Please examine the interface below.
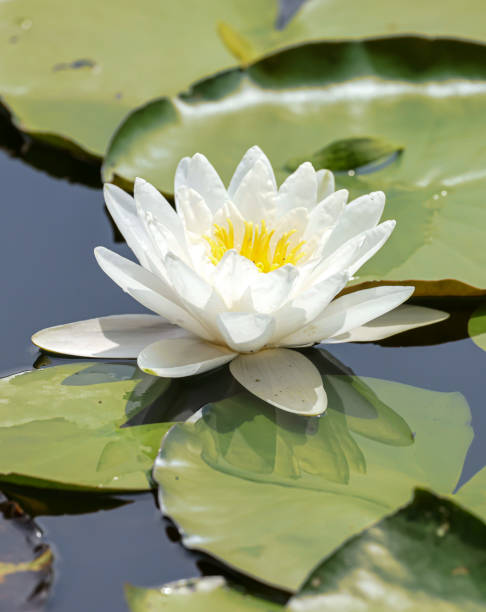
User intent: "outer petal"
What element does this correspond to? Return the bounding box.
[32,314,184,358]
[138,336,236,377]
[230,349,327,415]
[320,191,386,259]
[281,286,415,346]
[278,162,317,212]
[103,184,152,270]
[174,153,227,214]
[228,145,276,197]
[324,304,449,343]
[134,178,183,240]
[217,312,275,352]
[95,247,212,340]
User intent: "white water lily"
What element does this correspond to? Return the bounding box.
[32,147,448,415]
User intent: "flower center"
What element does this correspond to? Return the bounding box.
[204,219,306,273]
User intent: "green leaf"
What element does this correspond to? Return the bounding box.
[467,301,486,352]
[0,493,54,610]
[154,374,472,591]
[240,0,486,51]
[455,466,486,522]
[284,137,403,173]
[0,364,174,491]
[125,490,486,611]
[103,38,486,295]
[0,0,282,157]
[125,577,282,612]
[290,489,486,611]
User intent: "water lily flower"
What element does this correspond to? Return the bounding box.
[32,147,447,416]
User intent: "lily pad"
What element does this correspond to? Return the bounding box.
[103,38,486,295]
[125,491,486,611]
[154,373,473,590]
[292,488,486,611]
[467,301,486,352]
[238,0,486,50]
[0,0,282,157]
[0,493,53,610]
[0,363,174,491]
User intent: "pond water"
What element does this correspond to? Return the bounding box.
[0,123,485,610]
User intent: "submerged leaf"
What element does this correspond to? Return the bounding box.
[0,493,53,610]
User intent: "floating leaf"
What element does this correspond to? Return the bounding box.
[103,38,486,295]
[0,493,53,610]
[284,137,403,173]
[0,0,282,157]
[125,577,282,612]
[0,364,174,491]
[467,301,486,353]
[291,489,486,611]
[125,491,486,611]
[455,466,486,521]
[239,0,486,51]
[155,374,472,590]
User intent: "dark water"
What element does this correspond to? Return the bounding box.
[0,127,485,610]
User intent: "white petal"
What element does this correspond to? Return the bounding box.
[103,184,153,270]
[175,186,213,236]
[303,189,348,241]
[272,270,350,340]
[228,146,276,197]
[281,285,415,346]
[138,336,236,377]
[320,191,386,258]
[174,153,227,214]
[32,314,184,358]
[250,265,298,313]
[316,169,335,201]
[346,220,396,276]
[325,304,449,343]
[213,250,260,308]
[134,178,183,239]
[230,349,327,415]
[232,158,277,222]
[95,247,212,340]
[217,312,275,352]
[278,162,317,212]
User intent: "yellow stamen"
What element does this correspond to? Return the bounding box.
[204,218,306,273]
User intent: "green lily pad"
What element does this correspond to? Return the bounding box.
[467,302,486,352]
[0,493,53,610]
[0,0,284,157]
[292,488,486,611]
[125,491,486,612]
[154,374,473,591]
[103,38,486,295]
[0,363,174,491]
[238,0,486,50]
[125,577,282,612]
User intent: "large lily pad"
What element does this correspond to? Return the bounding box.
[104,38,486,295]
[0,493,53,610]
[238,0,486,50]
[125,491,486,611]
[155,372,473,591]
[0,363,174,491]
[468,301,486,353]
[0,0,284,157]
